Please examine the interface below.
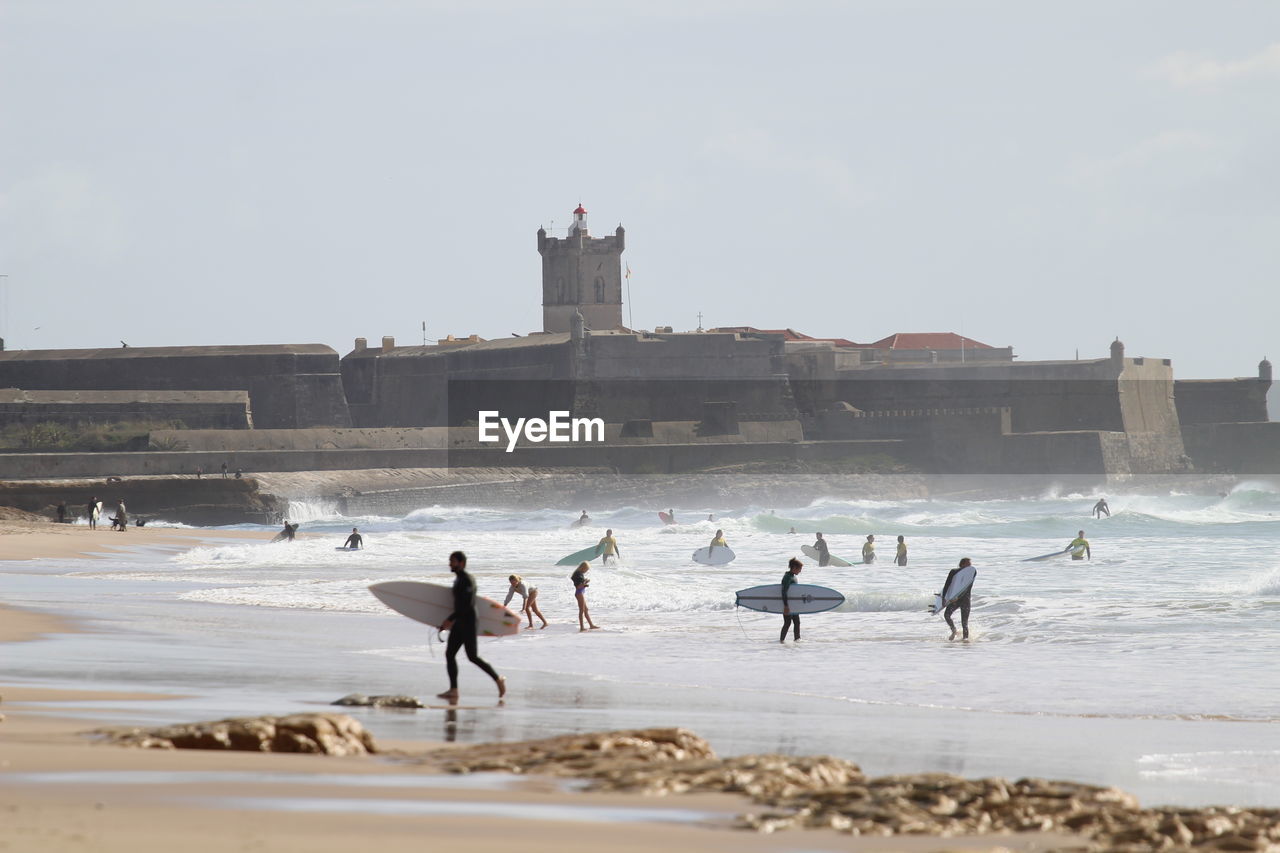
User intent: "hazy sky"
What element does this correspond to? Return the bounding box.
[2,1,1276,378]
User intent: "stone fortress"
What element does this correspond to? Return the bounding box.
[0,203,1276,485]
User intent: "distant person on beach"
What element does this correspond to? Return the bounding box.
[862,534,876,564]
[113,499,128,532]
[571,561,599,631]
[438,550,506,704]
[195,467,203,479]
[780,557,803,643]
[709,529,729,557]
[941,558,975,642]
[505,574,547,629]
[87,497,100,529]
[56,501,66,524]
[235,468,242,479]
[221,462,228,479]
[343,528,363,549]
[597,529,620,565]
[1093,498,1110,519]
[1069,531,1091,561]
[895,535,908,566]
[812,532,831,567]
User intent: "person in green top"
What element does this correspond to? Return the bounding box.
[862,534,876,564]
[1068,530,1091,561]
[780,557,803,643]
[597,529,620,565]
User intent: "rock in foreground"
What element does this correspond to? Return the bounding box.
[332,693,426,709]
[97,713,377,755]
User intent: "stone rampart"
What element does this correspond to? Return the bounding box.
[0,389,251,430]
[1175,378,1270,425]
[1182,422,1280,474]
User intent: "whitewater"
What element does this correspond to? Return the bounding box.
[7,484,1280,806]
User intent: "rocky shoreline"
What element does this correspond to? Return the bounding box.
[93,717,1279,851]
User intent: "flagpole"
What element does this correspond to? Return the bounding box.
[625,264,634,330]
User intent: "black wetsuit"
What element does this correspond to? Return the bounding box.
[813,538,830,567]
[445,568,501,690]
[343,533,363,549]
[780,571,800,642]
[941,567,975,638]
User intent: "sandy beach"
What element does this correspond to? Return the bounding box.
[0,527,1082,852]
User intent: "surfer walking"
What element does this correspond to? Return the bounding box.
[1069,530,1091,560]
[709,529,729,557]
[438,551,506,704]
[812,533,831,567]
[941,558,975,642]
[343,528,363,549]
[571,561,600,631]
[86,497,100,529]
[862,534,876,564]
[1092,498,1110,519]
[895,535,908,566]
[597,529,620,565]
[780,557,803,643]
[506,574,547,629]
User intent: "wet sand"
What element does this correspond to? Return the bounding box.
[0,522,309,561]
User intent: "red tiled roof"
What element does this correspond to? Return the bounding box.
[867,332,994,350]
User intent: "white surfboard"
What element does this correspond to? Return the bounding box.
[735,583,845,614]
[800,544,852,567]
[1022,547,1071,563]
[930,565,976,615]
[693,545,736,565]
[369,581,521,637]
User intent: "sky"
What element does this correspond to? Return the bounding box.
[1,0,1276,379]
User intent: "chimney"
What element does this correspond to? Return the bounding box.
[353,337,367,352]
[382,336,395,351]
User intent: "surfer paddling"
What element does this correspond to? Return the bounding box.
[597,529,621,565]
[1069,530,1092,561]
[780,557,803,643]
[571,561,600,631]
[941,558,976,642]
[438,551,506,704]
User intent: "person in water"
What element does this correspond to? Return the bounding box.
[780,557,803,643]
[597,528,620,565]
[1069,530,1091,560]
[941,557,976,641]
[709,529,729,556]
[1092,498,1110,519]
[438,551,506,704]
[571,561,600,631]
[788,526,797,535]
[895,535,908,566]
[666,508,676,524]
[862,534,876,564]
[812,532,831,567]
[343,527,363,549]
[505,574,547,629]
[574,510,590,527]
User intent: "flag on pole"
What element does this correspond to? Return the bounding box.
[625,263,632,279]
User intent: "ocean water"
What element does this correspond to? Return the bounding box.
[6,484,1280,806]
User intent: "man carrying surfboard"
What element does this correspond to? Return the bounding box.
[941,557,976,641]
[597,529,620,565]
[780,557,803,643]
[1069,530,1091,561]
[438,550,506,704]
[811,533,831,567]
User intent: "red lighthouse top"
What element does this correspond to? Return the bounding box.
[573,204,587,215]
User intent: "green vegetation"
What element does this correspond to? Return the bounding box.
[0,420,188,452]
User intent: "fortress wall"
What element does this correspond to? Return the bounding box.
[1000,431,1115,476]
[149,427,451,451]
[0,390,251,430]
[1175,378,1270,425]
[0,346,350,429]
[1182,422,1280,474]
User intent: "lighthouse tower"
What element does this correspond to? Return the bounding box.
[538,204,626,333]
